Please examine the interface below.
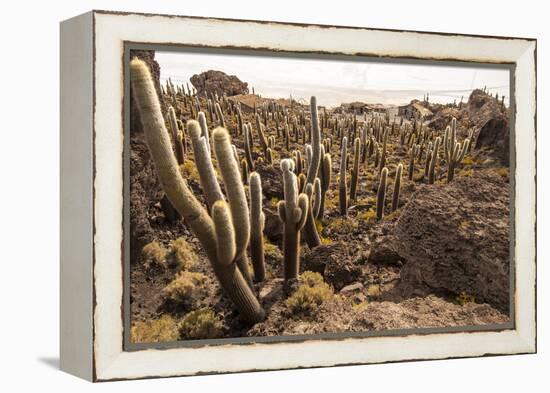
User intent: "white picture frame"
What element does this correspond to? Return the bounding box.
[60,10,536,382]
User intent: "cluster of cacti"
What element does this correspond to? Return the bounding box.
[131,58,264,323]
[134,56,485,332]
[443,117,470,182]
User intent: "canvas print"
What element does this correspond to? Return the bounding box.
[127,48,512,345]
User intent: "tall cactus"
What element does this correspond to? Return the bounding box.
[243,123,255,171]
[302,182,322,248]
[318,148,332,219]
[392,163,403,212]
[379,127,388,173]
[197,111,211,154]
[408,144,420,180]
[168,106,185,164]
[278,159,308,280]
[350,137,361,201]
[306,96,322,185]
[339,136,348,216]
[443,118,471,182]
[428,137,441,184]
[130,58,264,323]
[249,172,266,282]
[377,167,388,220]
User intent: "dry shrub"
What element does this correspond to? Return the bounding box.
[142,241,167,269]
[179,308,223,340]
[163,271,207,304]
[171,237,198,270]
[286,271,333,315]
[131,315,179,343]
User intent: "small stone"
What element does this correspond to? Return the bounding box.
[340,282,364,294]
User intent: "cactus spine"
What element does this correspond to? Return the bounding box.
[130,58,264,323]
[339,136,348,216]
[392,163,403,212]
[278,159,308,280]
[249,172,266,282]
[377,167,388,220]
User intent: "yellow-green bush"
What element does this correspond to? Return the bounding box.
[142,241,167,269]
[179,308,223,339]
[163,271,207,304]
[131,315,179,343]
[286,271,333,315]
[171,237,198,270]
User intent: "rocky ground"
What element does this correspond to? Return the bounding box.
[129,52,511,344]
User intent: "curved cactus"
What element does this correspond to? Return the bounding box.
[278,159,309,280]
[392,163,403,212]
[306,96,322,185]
[249,172,266,282]
[339,137,348,216]
[377,167,388,220]
[130,58,264,324]
[302,182,322,248]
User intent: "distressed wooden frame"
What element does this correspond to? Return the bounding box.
[60,10,537,382]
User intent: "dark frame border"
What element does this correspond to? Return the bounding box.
[122,41,517,352]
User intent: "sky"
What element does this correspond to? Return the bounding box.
[156,50,510,108]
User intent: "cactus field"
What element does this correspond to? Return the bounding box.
[128,52,512,344]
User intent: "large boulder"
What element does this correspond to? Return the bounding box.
[474,115,510,165]
[369,172,511,313]
[190,70,249,97]
[303,242,362,290]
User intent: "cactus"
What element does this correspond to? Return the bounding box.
[241,159,249,184]
[278,159,309,280]
[443,118,470,182]
[187,120,225,211]
[312,177,322,219]
[428,137,441,184]
[130,58,264,323]
[350,137,361,201]
[379,127,388,173]
[215,102,225,128]
[376,167,388,220]
[302,182,322,248]
[317,149,332,219]
[339,136,348,216]
[408,144,420,180]
[306,96,322,185]
[243,124,255,171]
[249,172,266,282]
[197,111,210,154]
[392,163,403,212]
[168,106,185,164]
